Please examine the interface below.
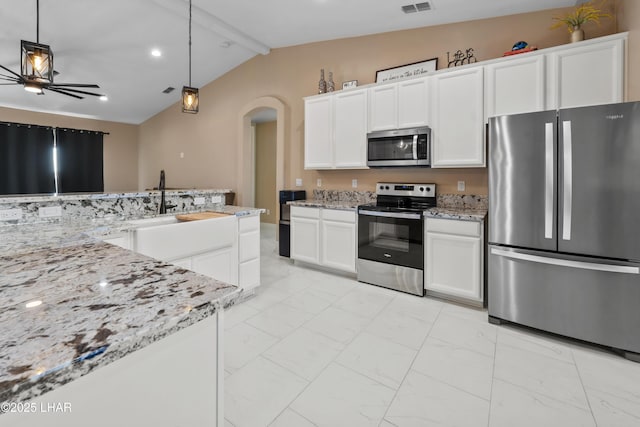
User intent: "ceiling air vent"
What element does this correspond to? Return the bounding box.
[402,1,432,14]
[162,87,175,94]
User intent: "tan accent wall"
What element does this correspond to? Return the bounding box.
[138,7,616,200]
[255,121,277,224]
[0,106,138,192]
[619,0,640,100]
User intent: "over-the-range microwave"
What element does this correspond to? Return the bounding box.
[366,126,430,167]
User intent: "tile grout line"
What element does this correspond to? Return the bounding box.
[570,345,600,426]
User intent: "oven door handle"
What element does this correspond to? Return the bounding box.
[358,210,422,220]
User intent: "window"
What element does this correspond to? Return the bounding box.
[0,122,104,195]
[0,124,55,195]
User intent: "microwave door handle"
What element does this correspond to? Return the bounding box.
[412,135,418,160]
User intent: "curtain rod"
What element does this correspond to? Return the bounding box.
[0,121,110,135]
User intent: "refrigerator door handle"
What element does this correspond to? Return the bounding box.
[545,122,554,239]
[491,248,640,274]
[562,120,573,241]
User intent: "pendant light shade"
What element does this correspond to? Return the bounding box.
[21,40,53,86]
[182,0,199,114]
[182,86,199,113]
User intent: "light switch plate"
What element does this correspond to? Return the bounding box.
[211,195,222,204]
[38,206,62,218]
[194,197,205,205]
[295,178,303,187]
[457,181,466,191]
[0,208,23,221]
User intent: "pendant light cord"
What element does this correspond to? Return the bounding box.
[36,0,40,43]
[188,0,192,87]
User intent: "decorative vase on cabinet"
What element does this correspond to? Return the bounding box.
[571,26,585,43]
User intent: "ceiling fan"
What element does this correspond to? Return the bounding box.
[0,0,105,100]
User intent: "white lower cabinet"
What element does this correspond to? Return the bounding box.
[291,207,321,264]
[291,206,356,273]
[425,217,484,306]
[238,215,261,290]
[192,247,236,285]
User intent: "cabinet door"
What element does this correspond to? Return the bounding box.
[549,37,624,109]
[192,247,237,285]
[239,258,260,290]
[304,96,333,169]
[398,77,429,128]
[291,216,320,264]
[431,66,485,167]
[486,54,545,120]
[369,84,398,131]
[171,256,192,270]
[425,232,482,303]
[334,89,368,168]
[321,220,356,273]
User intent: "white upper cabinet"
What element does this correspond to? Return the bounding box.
[485,54,546,120]
[369,77,429,131]
[334,89,368,168]
[304,96,333,169]
[548,35,625,109]
[431,66,485,168]
[304,88,368,169]
[369,84,398,131]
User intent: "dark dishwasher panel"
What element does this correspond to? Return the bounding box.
[279,190,306,257]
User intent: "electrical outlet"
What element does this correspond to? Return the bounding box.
[180,152,185,159]
[352,179,358,188]
[295,178,303,187]
[38,206,62,218]
[194,197,205,205]
[457,181,466,192]
[211,195,222,204]
[317,178,322,187]
[266,209,270,215]
[0,208,23,221]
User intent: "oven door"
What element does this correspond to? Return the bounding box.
[357,210,423,269]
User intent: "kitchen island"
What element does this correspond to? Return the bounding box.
[0,192,259,426]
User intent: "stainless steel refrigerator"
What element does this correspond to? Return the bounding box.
[488,101,640,361]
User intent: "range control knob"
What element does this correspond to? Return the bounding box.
[419,187,425,192]
[385,185,390,190]
[425,187,431,192]
[379,185,384,190]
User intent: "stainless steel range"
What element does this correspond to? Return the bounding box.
[357,183,436,296]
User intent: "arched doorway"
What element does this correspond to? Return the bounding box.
[237,96,286,229]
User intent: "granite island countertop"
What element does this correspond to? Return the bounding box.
[0,210,248,404]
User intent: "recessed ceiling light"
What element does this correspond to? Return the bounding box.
[151,49,162,57]
[99,95,108,101]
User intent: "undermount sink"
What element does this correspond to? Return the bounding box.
[127,216,180,227]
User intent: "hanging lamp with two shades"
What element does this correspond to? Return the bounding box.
[182,0,199,113]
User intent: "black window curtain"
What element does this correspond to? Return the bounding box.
[0,124,55,195]
[55,129,104,193]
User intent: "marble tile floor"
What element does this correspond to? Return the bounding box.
[223,223,640,427]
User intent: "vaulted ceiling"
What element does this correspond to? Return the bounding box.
[0,0,576,124]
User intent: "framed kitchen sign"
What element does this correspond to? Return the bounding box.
[375,57,438,83]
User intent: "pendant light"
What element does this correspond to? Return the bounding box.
[182,0,199,113]
[21,0,53,93]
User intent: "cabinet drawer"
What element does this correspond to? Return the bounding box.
[322,208,355,223]
[426,218,481,237]
[291,206,320,219]
[239,215,260,232]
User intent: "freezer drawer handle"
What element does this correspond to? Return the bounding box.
[544,122,554,239]
[491,248,640,274]
[562,120,573,241]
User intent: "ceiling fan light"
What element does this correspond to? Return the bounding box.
[182,86,199,113]
[24,81,44,94]
[21,40,53,84]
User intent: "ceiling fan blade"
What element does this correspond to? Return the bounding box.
[0,64,22,79]
[48,86,104,97]
[50,83,100,88]
[0,76,21,83]
[46,87,84,99]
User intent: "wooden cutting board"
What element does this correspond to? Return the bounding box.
[175,211,230,221]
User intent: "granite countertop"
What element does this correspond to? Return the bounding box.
[425,207,487,222]
[0,210,246,404]
[287,199,486,221]
[287,200,360,211]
